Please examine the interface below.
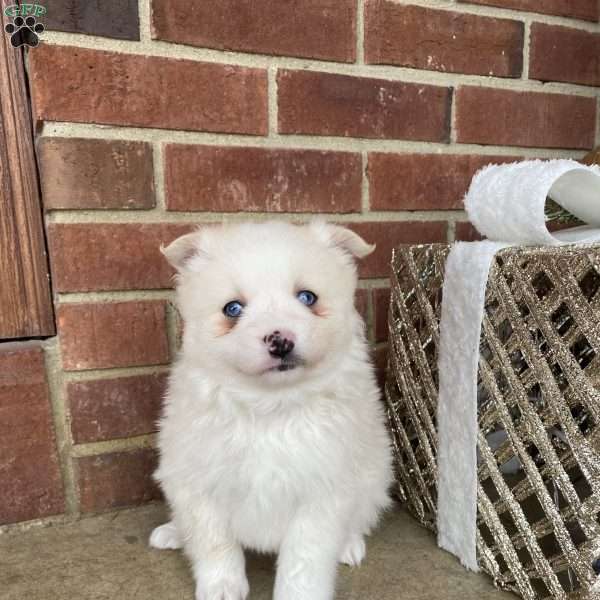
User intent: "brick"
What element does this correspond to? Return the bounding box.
[365,2,523,78]
[457,0,598,22]
[152,0,356,62]
[0,343,64,524]
[165,145,362,213]
[77,448,160,513]
[456,87,596,149]
[547,220,576,233]
[582,147,600,166]
[368,153,520,211]
[57,301,170,371]
[39,138,155,210]
[530,24,600,87]
[355,289,369,324]
[47,223,192,292]
[277,70,451,142]
[348,221,447,278]
[29,45,267,135]
[374,288,391,343]
[455,222,484,241]
[68,373,168,444]
[44,0,140,40]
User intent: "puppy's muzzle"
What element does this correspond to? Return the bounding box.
[264,331,295,359]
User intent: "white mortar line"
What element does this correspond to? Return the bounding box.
[58,281,394,301]
[71,434,157,458]
[361,152,370,213]
[447,220,457,242]
[42,338,79,515]
[57,289,176,303]
[357,277,390,288]
[137,0,152,43]
[39,122,589,158]
[522,19,531,80]
[449,87,457,143]
[62,364,171,383]
[267,66,279,137]
[356,0,365,64]
[46,209,467,225]
[40,33,599,97]
[442,206,463,240]
[152,142,166,211]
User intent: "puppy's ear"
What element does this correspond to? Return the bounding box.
[310,222,375,259]
[160,230,206,271]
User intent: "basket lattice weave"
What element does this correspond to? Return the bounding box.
[384,243,600,600]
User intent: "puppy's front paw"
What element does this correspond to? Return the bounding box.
[339,534,366,567]
[149,522,183,550]
[195,576,250,600]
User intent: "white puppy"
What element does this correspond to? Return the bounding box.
[150,221,393,600]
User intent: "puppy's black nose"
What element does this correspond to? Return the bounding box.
[264,331,295,358]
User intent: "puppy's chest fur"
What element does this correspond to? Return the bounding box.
[159,383,358,550]
[225,411,351,549]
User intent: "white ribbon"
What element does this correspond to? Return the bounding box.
[436,159,600,570]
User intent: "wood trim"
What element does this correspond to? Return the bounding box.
[0,2,54,338]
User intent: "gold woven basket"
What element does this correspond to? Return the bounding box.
[385,243,600,599]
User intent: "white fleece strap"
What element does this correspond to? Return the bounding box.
[437,240,507,571]
[436,159,600,571]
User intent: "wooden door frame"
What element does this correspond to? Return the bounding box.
[0,0,54,339]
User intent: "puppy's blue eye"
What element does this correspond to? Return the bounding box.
[297,290,317,307]
[223,300,244,318]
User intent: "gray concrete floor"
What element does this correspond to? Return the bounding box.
[0,503,513,600]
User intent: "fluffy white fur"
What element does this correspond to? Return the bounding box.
[150,221,393,600]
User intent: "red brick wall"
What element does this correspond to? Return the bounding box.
[2,0,598,528]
